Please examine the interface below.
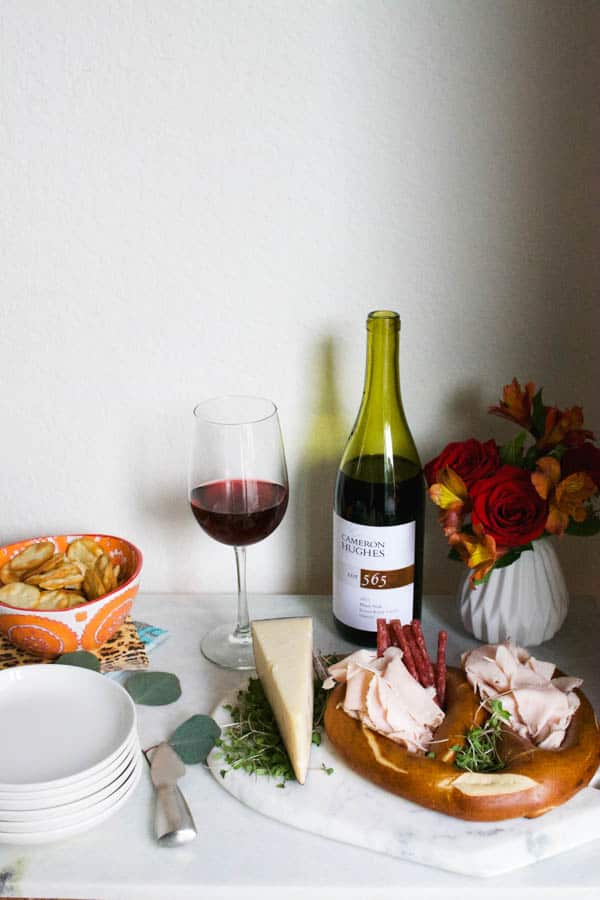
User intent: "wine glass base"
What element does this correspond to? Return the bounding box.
[200,624,255,670]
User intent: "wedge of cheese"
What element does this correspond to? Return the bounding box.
[251,617,314,784]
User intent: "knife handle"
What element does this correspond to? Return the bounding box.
[155,783,197,846]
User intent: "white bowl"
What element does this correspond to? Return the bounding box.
[0,749,140,821]
[0,756,142,833]
[0,734,140,806]
[0,664,136,790]
[0,758,143,845]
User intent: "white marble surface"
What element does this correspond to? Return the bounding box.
[1,593,600,899]
[209,688,600,878]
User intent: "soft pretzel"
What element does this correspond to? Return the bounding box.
[324,666,600,821]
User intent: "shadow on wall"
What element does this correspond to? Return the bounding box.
[291,337,349,594]
[423,382,491,594]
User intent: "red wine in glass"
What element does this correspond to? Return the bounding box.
[190,479,288,546]
[189,395,288,670]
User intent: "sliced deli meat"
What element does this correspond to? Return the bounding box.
[462,641,582,749]
[324,647,444,753]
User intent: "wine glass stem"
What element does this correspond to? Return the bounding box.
[233,546,250,639]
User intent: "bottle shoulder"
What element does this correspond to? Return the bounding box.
[338,451,422,483]
[340,407,420,472]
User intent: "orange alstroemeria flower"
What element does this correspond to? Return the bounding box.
[449,530,498,586]
[532,457,597,536]
[489,378,536,429]
[530,456,561,499]
[428,466,470,536]
[537,405,595,450]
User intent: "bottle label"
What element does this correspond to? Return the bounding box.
[333,512,416,630]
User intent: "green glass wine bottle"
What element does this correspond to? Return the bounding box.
[333,310,424,645]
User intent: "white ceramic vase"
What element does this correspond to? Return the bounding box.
[457,539,569,647]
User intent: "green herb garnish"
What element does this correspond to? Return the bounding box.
[452,699,511,773]
[214,674,332,784]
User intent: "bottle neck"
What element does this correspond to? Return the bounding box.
[361,319,402,413]
[340,311,420,478]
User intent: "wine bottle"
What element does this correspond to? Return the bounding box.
[333,310,424,645]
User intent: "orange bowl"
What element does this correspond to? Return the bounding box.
[0,534,143,658]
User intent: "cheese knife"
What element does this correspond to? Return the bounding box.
[150,742,197,846]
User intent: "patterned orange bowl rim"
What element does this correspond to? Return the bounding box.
[0,534,143,613]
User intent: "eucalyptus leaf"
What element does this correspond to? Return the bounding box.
[125,671,181,706]
[55,651,101,672]
[566,516,600,536]
[169,714,221,764]
[499,431,527,467]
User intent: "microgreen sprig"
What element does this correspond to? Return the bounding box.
[452,698,511,773]
[213,674,332,786]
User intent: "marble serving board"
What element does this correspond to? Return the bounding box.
[208,686,600,878]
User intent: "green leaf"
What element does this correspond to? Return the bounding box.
[499,431,527,466]
[492,544,532,571]
[125,671,182,706]
[448,547,462,562]
[168,714,221,764]
[523,445,542,470]
[547,444,567,461]
[55,650,101,672]
[566,516,600,536]
[472,568,493,586]
[531,388,546,439]
[489,699,511,720]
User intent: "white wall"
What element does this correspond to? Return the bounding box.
[1,1,599,599]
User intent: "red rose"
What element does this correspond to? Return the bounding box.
[471,465,547,547]
[561,443,600,488]
[425,439,500,489]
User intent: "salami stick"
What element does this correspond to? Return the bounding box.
[411,620,435,688]
[436,630,448,708]
[390,620,418,681]
[402,624,431,687]
[388,621,399,647]
[376,618,391,657]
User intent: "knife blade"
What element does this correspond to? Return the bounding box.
[150,742,197,846]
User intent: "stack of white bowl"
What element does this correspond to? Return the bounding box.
[0,664,142,844]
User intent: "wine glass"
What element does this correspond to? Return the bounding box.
[188,396,289,669]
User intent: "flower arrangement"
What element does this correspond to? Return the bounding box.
[425,379,600,586]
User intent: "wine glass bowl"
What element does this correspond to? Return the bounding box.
[189,396,288,670]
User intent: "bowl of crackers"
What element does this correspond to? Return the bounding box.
[0,534,143,658]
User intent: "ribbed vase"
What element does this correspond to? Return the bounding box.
[457,539,569,647]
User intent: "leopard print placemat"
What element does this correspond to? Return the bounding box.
[0,617,148,673]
